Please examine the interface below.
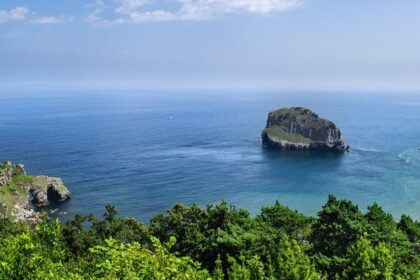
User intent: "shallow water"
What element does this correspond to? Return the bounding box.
[0,90,419,221]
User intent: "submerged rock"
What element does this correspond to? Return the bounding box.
[262,107,349,152]
[30,176,71,207]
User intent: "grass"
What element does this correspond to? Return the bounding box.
[265,127,312,144]
[0,174,33,218]
[0,162,24,176]
[31,176,48,187]
[32,176,67,192]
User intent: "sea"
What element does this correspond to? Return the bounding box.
[0,90,419,221]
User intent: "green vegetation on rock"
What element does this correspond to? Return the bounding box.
[0,161,32,218]
[265,127,312,144]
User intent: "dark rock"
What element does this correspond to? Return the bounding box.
[262,107,348,152]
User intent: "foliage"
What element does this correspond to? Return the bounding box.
[309,195,366,277]
[398,214,420,243]
[274,236,321,279]
[149,201,260,271]
[62,205,149,258]
[341,236,394,280]
[257,200,314,241]
[0,196,418,279]
[0,215,71,279]
[85,236,211,279]
[0,218,27,239]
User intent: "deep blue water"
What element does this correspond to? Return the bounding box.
[0,91,419,221]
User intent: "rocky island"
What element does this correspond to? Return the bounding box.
[0,161,70,222]
[262,107,349,151]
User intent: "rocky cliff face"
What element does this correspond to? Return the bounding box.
[0,161,70,222]
[0,161,25,187]
[262,107,348,152]
[30,176,71,207]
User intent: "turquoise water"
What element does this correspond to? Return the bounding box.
[0,91,419,221]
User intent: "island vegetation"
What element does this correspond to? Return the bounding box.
[0,195,418,279]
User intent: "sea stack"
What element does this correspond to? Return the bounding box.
[30,176,71,207]
[262,107,349,152]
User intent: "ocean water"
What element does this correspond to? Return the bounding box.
[0,91,419,221]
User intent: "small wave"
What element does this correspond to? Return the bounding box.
[352,146,381,153]
[398,149,420,167]
[157,147,262,163]
[398,150,409,159]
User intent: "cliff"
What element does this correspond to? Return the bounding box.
[262,107,349,151]
[0,161,70,222]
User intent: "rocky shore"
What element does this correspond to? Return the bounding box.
[262,107,349,152]
[0,161,70,223]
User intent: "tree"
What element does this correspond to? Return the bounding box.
[311,195,366,257]
[62,205,149,258]
[398,214,420,243]
[86,236,211,279]
[364,203,397,243]
[150,202,257,271]
[257,200,313,241]
[0,198,418,279]
[342,236,394,280]
[310,195,366,276]
[0,218,28,240]
[274,236,321,280]
[149,203,208,261]
[0,216,74,279]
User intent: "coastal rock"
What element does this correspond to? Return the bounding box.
[30,176,71,207]
[0,161,26,187]
[1,161,70,222]
[262,107,349,152]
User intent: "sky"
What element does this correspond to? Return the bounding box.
[0,0,420,91]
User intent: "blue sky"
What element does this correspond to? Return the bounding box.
[1,0,420,91]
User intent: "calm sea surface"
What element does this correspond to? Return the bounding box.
[0,91,419,221]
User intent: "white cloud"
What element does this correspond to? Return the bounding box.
[130,10,176,22]
[180,0,302,17]
[0,6,30,23]
[1,1,300,26]
[32,16,65,25]
[115,0,150,14]
[0,6,70,25]
[87,0,302,25]
[86,0,107,23]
